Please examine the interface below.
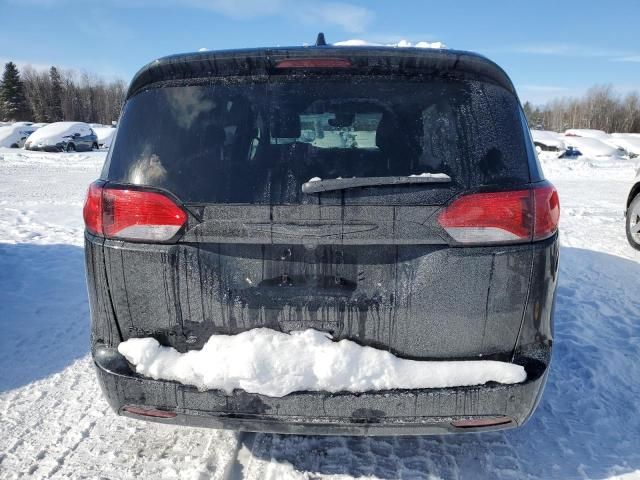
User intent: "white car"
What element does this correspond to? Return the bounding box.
[24,121,98,152]
[627,170,640,250]
[0,124,38,148]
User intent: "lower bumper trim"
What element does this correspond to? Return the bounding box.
[93,344,549,436]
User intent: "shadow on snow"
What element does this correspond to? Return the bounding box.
[0,243,89,391]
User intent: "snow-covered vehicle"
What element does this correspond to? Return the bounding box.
[609,133,640,157]
[562,136,625,158]
[0,124,37,148]
[626,169,640,250]
[24,121,98,152]
[92,126,116,149]
[531,129,565,152]
[564,128,608,139]
[83,39,559,435]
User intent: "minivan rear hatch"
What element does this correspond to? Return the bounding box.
[99,49,535,360]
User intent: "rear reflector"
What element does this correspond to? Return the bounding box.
[122,405,177,418]
[437,184,559,244]
[275,58,352,68]
[451,416,513,429]
[83,181,187,242]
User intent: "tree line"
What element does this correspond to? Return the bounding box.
[524,85,640,133]
[0,61,126,125]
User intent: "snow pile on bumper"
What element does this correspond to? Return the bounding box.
[118,328,526,397]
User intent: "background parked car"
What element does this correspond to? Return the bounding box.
[531,129,565,152]
[562,136,626,158]
[25,122,98,152]
[609,133,640,157]
[0,124,38,148]
[92,126,116,149]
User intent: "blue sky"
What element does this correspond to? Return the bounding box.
[1,0,639,104]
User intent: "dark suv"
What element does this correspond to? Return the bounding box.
[83,42,559,435]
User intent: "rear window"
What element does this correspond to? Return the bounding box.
[104,76,530,204]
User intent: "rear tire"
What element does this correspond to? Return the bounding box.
[92,142,99,150]
[626,193,640,250]
[66,143,76,152]
[9,143,18,148]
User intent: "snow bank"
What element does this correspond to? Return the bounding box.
[118,328,526,397]
[334,39,446,49]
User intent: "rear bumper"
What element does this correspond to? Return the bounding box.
[93,344,550,435]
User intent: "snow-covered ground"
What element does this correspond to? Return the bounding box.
[1,147,639,479]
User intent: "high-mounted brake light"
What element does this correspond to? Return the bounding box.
[437,184,559,245]
[82,181,187,242]
[275,58,352,68]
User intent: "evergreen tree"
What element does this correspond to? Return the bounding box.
[0,62,31,121]
[49,66,63,121]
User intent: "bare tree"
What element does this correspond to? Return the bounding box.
[525,84,640,133]
[16,63,126,124]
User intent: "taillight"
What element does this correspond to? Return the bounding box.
[82,181,187,242]
[438,184,559,244]
[83,182,103,236]
[275,58,352,68]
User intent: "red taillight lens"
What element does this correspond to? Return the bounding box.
[83,182,103,236]
[275,58,352,68]
[438,184,559,244]
[102,188,187,241]
[533,184,560,241]
[82,182,187,242]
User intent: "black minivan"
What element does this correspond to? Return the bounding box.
[83,42,559,435]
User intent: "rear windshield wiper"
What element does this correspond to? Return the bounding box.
[302,174,451,194]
